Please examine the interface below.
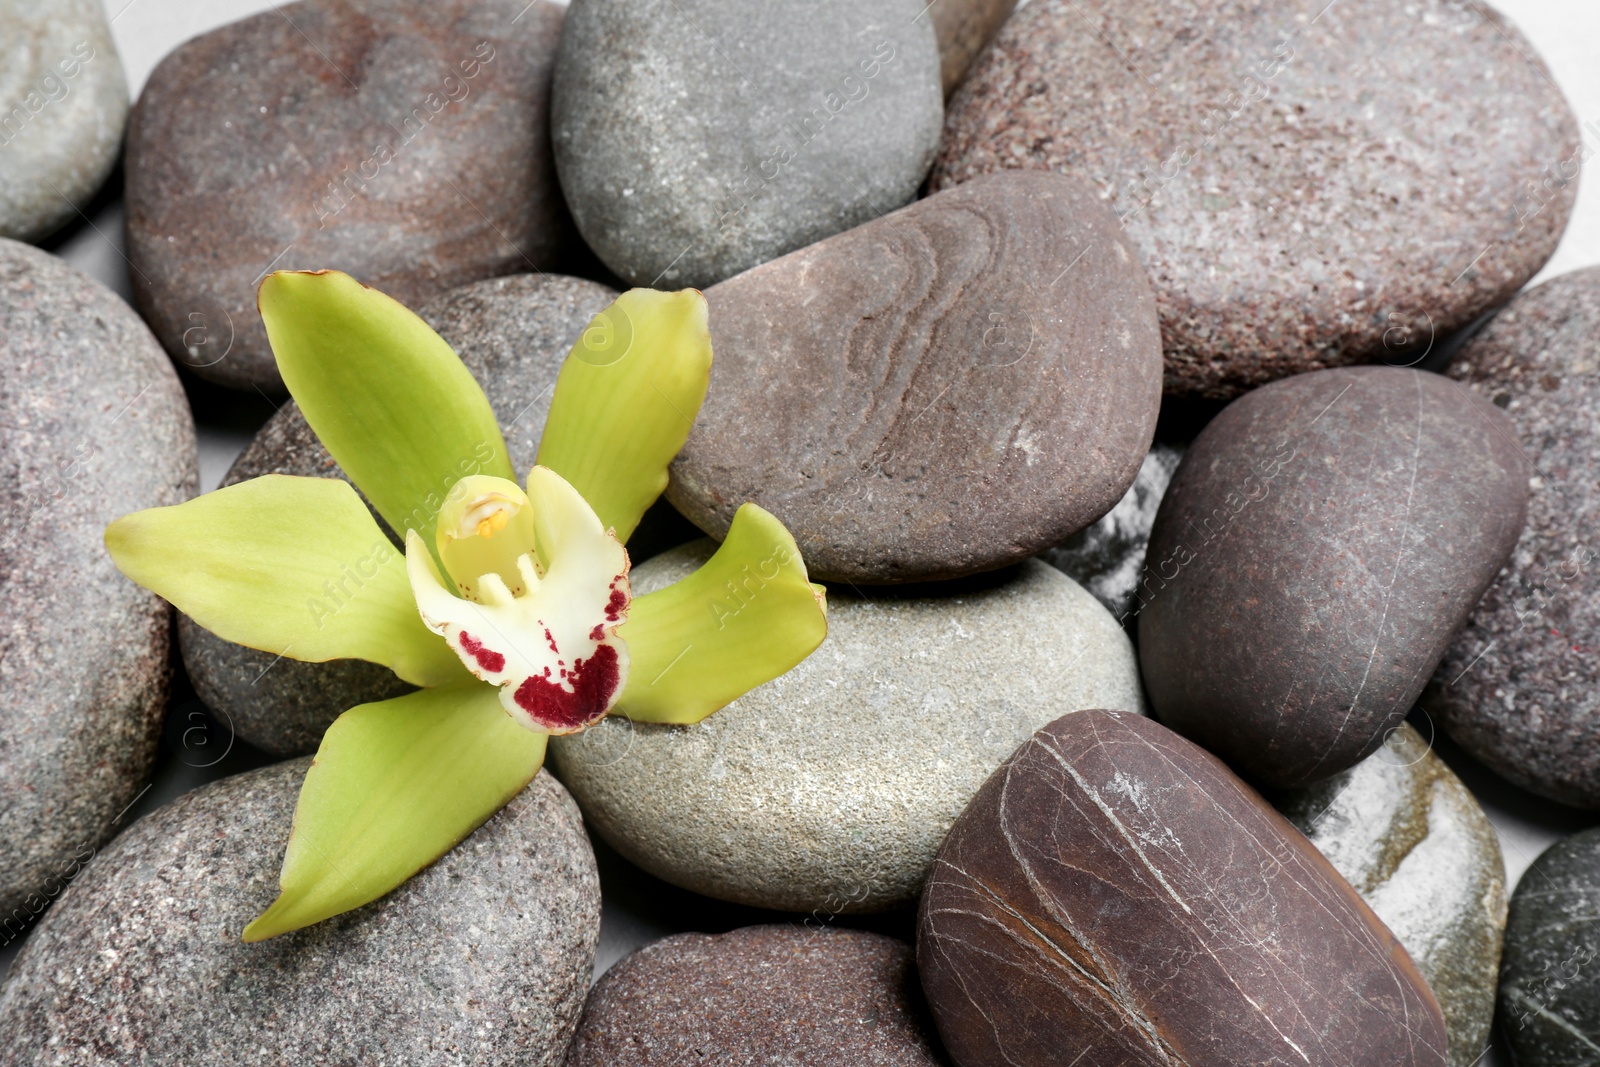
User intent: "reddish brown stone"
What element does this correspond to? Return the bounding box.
[1139,366,1529,788]
[566,926,948,1067]
[125,0,580,391]
[934,0,1578,398]
[930,0,1017,97]
[917,709,1447,1067]
[668,169,1163,583]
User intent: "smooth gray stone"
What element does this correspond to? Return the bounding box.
[0,239,195,927]
[0,760,599,1066]
[552,0,943,289]
[180,273,617,756]
[1278,724,1508,1067]
[550,543,1145,913]
[0,0,127,242]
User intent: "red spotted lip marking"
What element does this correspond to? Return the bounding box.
[457,631,506,674]
[514,643,621,732]
[605,580,627,622]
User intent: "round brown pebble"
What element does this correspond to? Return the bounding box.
[566,926,948,1067]
[934,0,1579,398]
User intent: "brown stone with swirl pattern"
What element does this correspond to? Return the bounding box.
[917,709,1447,1067]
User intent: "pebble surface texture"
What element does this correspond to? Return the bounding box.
[1140,366,1530,789]
[0,0,127,242]
[670,170,1163,584]
[929,0,1017,97]
[0,240,195,925]
[181,273,618,755]
[1277,724,1508,1067]
[565,926,949,1066]
[0,759,600,1066]
[917,709,1448,1067]
[1499,828,1600,1067]
[933,0,1579,398]
[1041,443,1183,624]
[1428,268,1600,809]
[552,0,943,290]
[125,0,579,391]
[551,542,1145,913]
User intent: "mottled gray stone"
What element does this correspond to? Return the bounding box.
[126,0,581,391]
[930,0,1017,97]
[935,0,1579,398]
[669,171,1164,584]
[1498,827,1600,1066]
[1429,268,1600,808]
[552,0,943,289]
[0,0,127,242]
[1277,724,1508,1067]
[1140,366,1530,788]
[567,926,947,1066]
[1040,443,1183,624]
[0,239,195,926]
[919,710,1448,1067]
[180,273,618,755]
[0,759,600,1066]
[550,542,1144,913]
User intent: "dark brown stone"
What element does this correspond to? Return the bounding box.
[668,169,1163,584]
[917,709,1447,1067]
[1139,366,1529,788]
[1427,267,1600,808]
[934,0,1579,399]
[125,0,580,392]
[566,926,948,1067]
[929,0,1016,97]
[180,273,617,755]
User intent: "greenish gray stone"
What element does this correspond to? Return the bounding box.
[0,0,127,242]
[1278,724,1507,1067]
[0,760,599,1066]
[550,543,1145,913]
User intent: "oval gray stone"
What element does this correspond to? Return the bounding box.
[125,0,581,391]
[0,239,195,925]
[0,759,600,1066]
[551,0,943,290]
[1140,366,1530,788]
[180,273,618,756]
[1277,723,1508,1067]
[1427,267,1600,808]
[934,0,1579,398]
[668,169,1164,584]
[568,926,946,1066]
[0,0,127,242]
[931,0,1017,97]
[549,542,1145,913]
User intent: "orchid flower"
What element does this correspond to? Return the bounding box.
[105,271,828,941]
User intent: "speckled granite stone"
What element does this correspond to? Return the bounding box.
[181,273,617,756]
[0,239,195,925]
[553,0,943,289]
[669,170,1164,584]
[1140,366,1530,788]
[125,0,580,391]
[1277,724,1508,1067]
[1498,828,1600,1066]
[550,543,1144,913]
[1040,443,1183,624]
[929,0,1016,97]
[0,759,600,1066]
[1428,268,1600,809]
[566,926,948,1066]
[918,709,1447,1067]
[0,0,127,242]
[934,0,1579,398]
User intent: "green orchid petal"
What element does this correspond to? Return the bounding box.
[614,503,827,724]
[105,475,463,687]
[242,681,547,941]
[259,269,517,544]
[536,288,711,544]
